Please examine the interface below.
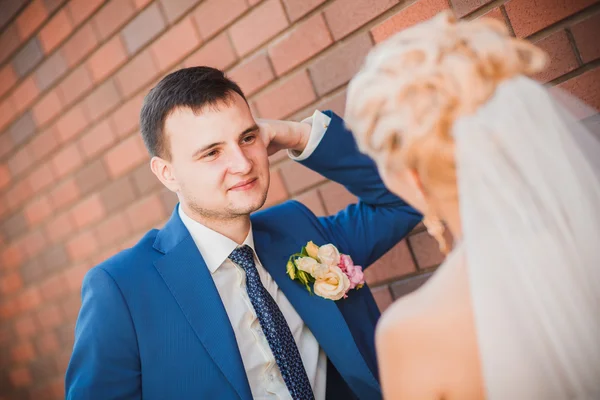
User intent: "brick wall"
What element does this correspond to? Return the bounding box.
[0,0,598,398]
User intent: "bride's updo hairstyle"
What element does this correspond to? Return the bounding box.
[345,11,548,200]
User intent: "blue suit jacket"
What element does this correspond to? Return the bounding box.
[65,111,421,399]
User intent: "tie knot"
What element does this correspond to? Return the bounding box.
[228,245,255,269]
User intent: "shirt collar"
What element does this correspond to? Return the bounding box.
[178,205,255,274]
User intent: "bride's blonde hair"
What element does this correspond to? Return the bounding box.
[345,11,548,199]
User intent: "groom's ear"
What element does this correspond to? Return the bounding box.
[151,156,180,193]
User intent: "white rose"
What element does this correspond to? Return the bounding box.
[313,266,350,301]
[296,257,329,279]
[317,244,341,266]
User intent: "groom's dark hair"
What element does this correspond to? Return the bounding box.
[140,66,247,160]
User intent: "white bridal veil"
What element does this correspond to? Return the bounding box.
[455,76,600,399]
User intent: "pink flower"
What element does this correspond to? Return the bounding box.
[338,254,364,290]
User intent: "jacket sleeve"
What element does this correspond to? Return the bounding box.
[297,110,422,269]
[65,267,141,399]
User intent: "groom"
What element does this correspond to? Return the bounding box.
[65,67,421,399]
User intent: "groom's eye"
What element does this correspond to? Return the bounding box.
[241,134,256,144]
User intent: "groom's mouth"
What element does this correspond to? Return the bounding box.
[229,178,258,191]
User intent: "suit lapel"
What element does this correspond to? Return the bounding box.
[253,227,381,398]
[153,209,252,400]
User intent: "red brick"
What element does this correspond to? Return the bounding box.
[0,64,17,98]
[37,302,64,330]
[0,163,10,190]
[32,90,63,126]
[192,0,249,40]
[263,170,289,208]
[318,181,357,214]
[133,0,152,9]
[24,196,52,226]
[29,126,59,161]
[409,230,445,268]
[36,331,60,355]
[479,6,507,25]
[282,0,327,22]
[228,51,275,96]
[28,164,55,193]
[57,65,92,105]
[371,0,450,43]
[325,0,399,41]
[60,25,97,69]
[15,314,39,338]
[150,17,202,72]
[309,32,373,96]
[79,119,118,159]
[51,143,84,178]
[315,89,347,117]
[0,100,16,133]
[16,0,48,40]
[9,366,32,387]
[371,285,394,312]
[83,79,122,122]
[159,0,203,23]
[55,105,90,143]
[40,274,66,302]
[12,76,39,114]
[92,0,136,40]
[104,134,148,178]
[0,130,16,162]
[558,68,600,112]
[269,13,333,76]
[571,12,600,63]
[86,37,127,84]
[6,181,33,212]
[12,341,36,363]
[21,229,48,259]
[279,159,326,194]
[67,230,98,261]
[0,298,19,319]
[0,271,23,295]
[45,212,76,244]
[229,0,289,57]
[366,240,416,284]
[39,8,73,53]
[71,194,106,229]
[115,50,160,98]
[533,30,578,83]
[184,32,238,70]
[126,193,168,232]
[19,287,42,312]
[294,188,325,216]
[48,178,80,210]
[64,263,90,292]
[450,0,494,17]
[121,3,167,55]
[505,0,596,38]
[95,213,132,248]
[110,92,144,138]
[254,70,317,119]
[7,146,33,177]
[67,0,105,26]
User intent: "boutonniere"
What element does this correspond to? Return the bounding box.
[286,241,365,301]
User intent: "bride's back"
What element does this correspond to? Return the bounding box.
[376,245,484,399]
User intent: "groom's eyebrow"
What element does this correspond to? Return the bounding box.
[191,125,260,158]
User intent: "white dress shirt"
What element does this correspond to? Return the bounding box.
[178,111,332,400]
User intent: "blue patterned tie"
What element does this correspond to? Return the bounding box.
[229,245,315,400]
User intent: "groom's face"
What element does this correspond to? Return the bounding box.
[163,92,270,220]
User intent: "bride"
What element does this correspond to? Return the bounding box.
[345,11,600,400]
